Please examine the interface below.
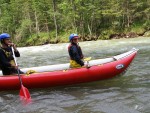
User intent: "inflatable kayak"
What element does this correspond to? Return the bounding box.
[0,48,138,91]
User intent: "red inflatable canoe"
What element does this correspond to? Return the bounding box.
[0,48,138,91]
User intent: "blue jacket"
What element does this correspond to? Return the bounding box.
[68,43,84,66]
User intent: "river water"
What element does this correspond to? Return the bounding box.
[0,37,150,113]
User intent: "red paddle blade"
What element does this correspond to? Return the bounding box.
[19,85,31,100]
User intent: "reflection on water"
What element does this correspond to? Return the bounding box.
[0,37,150,113]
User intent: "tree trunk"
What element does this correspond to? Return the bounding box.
[126,1,130,27]
[71,0,77,32]
[34,10,40,38]
[45,17,51,39]
[88,24,92,36]
[52,0,58,41]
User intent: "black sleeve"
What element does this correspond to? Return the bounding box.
[71,46,84,66]
[0,49,11,67]
[9,47,20,57]
[14,51,20,57]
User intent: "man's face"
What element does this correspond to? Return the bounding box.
[72,37,79,43]
[4,38,11,45]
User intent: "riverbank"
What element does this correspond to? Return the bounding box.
[16,30,150,47]
[80,31,150,41]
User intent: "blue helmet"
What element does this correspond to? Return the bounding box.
[69,33,79,41]
[0,33,10,40]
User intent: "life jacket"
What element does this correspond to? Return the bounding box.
[0,47,15,67]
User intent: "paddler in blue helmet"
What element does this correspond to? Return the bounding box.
[0,33,24,75]
[68,33,85,68]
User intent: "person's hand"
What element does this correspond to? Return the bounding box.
[82,64,90,68]
[84,64,88,67]
[8,42,14,46]
[9,42,18,51]
[11,64,18,70]
[8,43,16,48]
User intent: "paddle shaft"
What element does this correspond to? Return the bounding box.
[11,47,23,85]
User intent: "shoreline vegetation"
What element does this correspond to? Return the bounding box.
[18,30,150,47]
[0,0,149,47]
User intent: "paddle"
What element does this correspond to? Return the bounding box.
[11,46,31,101]
[84,57,91,68]
[84,57,91,61]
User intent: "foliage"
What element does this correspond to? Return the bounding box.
[0,0,149,46]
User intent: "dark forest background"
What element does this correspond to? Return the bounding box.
[0,0,150,46]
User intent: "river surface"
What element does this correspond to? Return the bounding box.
[0,37,150,113]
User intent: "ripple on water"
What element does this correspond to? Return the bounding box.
[0,37,150,113]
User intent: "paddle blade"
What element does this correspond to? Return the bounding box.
[84,57,92,61]
[19,85,31,100]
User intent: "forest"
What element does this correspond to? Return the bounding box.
[0,0,150,46]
